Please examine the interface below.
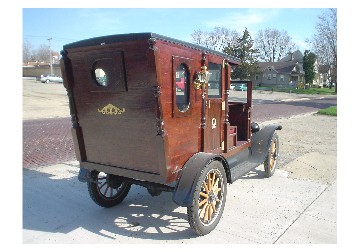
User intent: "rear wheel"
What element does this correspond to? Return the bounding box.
[87,171,131,208]
[264,133,279,178]
[187,160,227,236]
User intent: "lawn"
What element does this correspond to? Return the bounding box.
[289,87,336,95]
[318,106,337,116]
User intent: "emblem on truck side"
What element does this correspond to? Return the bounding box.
[98,104,125,115]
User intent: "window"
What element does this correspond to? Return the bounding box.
[255,75,259,80]
[267,74,271,80]
[272,74,276,78]
[94,68,107,86]
[208,62,222,98]
[175,64,190,112]
[279,75,284,82]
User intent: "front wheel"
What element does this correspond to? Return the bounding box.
[264,133,279,178]
[87,171,131,208]
[187,160,227,236]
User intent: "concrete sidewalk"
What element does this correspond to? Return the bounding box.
[23,161,336,244]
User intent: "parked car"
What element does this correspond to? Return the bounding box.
[40,74,63,83]
[234,83,247,91]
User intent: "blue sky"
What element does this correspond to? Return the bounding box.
[23,8,329,54]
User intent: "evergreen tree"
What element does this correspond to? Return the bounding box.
[223,28,259,80]
[303,50,316,85]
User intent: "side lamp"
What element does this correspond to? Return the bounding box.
[194,65,211,90]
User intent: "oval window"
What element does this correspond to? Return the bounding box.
[94,68,108,86]
[175,64,189,112]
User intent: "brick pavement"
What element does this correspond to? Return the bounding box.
[23,117,75,169]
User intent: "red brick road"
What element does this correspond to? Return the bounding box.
[22,96,336,169]
[23,118,75,169]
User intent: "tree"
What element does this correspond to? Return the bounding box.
[223,28,259,80]
[36,44,51,63]
[303,50,317,85]
[308,8,337,91]
[191,27,240,52]
[23,40,33,63]
[254,28,296,62]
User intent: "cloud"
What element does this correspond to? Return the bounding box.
[205,9,280,31]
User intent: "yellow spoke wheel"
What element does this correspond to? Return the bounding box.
[264,133,279,178]
[187,161,227,236]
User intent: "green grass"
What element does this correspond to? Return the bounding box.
[289,87,336,95]
[318,106,337,116]
[255,87,337,95]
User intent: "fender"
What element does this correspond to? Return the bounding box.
[172,152,230,207]
[251,124,282,162]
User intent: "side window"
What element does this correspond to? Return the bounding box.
[208,62,222,98]
[175,64,190,112]
[172,56,193,118]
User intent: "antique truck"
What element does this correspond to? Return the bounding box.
[60,33,281,236]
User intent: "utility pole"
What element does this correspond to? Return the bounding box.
[47,38,53,75]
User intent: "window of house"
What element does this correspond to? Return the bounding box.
[255,75,259,80]
[267,74,271,80]
[279,75,284,82]
[273,74,276,78]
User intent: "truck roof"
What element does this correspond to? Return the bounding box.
[63,32,241,64]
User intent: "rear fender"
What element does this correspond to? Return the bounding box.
[172,152,229,207]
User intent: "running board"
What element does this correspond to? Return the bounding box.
[229,159,261,183]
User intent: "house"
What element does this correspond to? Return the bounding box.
[252,50,305,88]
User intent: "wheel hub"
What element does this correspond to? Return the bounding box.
[208,191,217,203]
[106,175,123,189]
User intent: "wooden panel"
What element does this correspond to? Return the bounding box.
[65,39,167,177]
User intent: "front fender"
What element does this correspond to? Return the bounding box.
[251,124,282,161]
[172,152,229,207]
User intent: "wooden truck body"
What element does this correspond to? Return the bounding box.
[60,33,281,235]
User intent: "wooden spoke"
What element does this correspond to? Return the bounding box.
[209,204,213,220]
[204,205,210,222]
[213,178,219,189]
[199,198,208,207]
[200,203,208,219]
[211,172,216,190]
[99,181,107,190]
[208,174,212,191]
[104,185,109,196]
[211,202,217,213]
[200,192,209,198]
[202,181,209,194]
[214,187,221,194]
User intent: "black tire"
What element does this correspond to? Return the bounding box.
[264,133,279,178]
[187,160,227,236]
[87,171,131,208]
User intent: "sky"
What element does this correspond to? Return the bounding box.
[23,8,329,55]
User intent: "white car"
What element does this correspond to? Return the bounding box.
[40,74,63,83]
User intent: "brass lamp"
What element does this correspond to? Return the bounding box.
[194,65,210,90]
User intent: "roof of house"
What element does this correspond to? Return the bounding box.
[257,61,304,75]
[279,50,304,62]
[257,50,305,75]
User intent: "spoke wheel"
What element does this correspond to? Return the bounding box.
[187,161,227,236]
[264,133,279,178]
[87,171,131,208]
